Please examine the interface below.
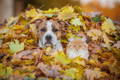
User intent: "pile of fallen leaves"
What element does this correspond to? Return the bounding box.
[0,6,120,80]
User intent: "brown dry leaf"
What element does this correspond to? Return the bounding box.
[0,6,120,80]
[87,29,102,40]
[102,33,113,44]
[85,68,107,80]
[113,41,120,49]
[6,17,18,27]
[29,24,38,41]
[0,39,3,47]
[88,42,102,54]
[13,48,41,60]
[9,74,24,80]
[37,62,62,77]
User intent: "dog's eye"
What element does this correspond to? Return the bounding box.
[53,29,59,32]
[41,28,46,32]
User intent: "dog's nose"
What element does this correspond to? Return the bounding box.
[45,35,52,41]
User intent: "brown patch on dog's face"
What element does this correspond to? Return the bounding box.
[38,21,47,40]
[51,20,62,40]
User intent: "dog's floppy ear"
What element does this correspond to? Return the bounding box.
[31,19,45,28]
[30,19,46,42]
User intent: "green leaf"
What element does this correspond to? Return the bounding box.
[91,16,101,22]
[55,52,71,65]
[9,40,24,53]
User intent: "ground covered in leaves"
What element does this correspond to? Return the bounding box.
[0,6,120,80]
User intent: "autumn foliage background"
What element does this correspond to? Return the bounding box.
[0,0,120,80]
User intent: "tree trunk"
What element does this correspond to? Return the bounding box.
[0,0,14,23]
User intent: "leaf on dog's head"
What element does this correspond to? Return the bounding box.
[9,40,24,53]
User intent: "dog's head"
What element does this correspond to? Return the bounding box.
[38,20,64,48]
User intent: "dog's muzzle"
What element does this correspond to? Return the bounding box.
[45,35,53,47]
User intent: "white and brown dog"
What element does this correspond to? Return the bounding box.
[38,20,63,52]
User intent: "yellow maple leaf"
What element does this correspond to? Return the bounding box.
[58,6,76,20]
[43,8,60,14]
[64,68,77,79]
[6,17,18,27]
[101,18,116,33]
[87,29,102,40]
[55,52,71,65]
[11,25,25,30]
[26,9,38,18]
[68,26,80,32]
[102,33,113,44]
[25,9,43,22]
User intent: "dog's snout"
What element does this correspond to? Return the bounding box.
[45,35,52,41]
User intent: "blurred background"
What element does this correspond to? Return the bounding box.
[0,0,120,23]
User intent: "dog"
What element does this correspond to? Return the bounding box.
[38,20,63,52]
